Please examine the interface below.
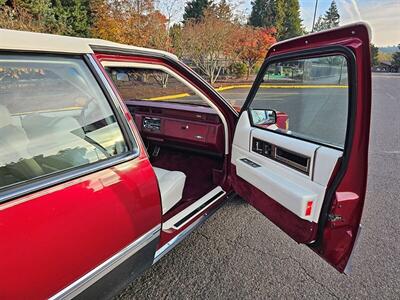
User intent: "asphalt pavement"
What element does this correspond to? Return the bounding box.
[116,73,400,299]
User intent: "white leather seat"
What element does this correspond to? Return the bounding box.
[153,167,186,214]
[0,105,31,164]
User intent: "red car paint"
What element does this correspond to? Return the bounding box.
[94,53,235,250]
[0,23,371,298]
[232,23,371,272]
[231,165,319,243]
[95,54,238,152]
[0,156,161,299]
[126,100,225,154]
[276,112,289,130]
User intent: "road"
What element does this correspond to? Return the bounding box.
[229,85,348,146]
[116,73,400,299]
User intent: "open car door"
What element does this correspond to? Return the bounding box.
[231,23,371,273]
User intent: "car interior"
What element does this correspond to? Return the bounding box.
[104,64,228,223]
[0,56,128,190]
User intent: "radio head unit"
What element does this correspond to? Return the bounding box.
[143,117,161,131]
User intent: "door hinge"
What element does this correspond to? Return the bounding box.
[328,214,343,222]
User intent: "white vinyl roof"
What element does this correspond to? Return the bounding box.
[0,28,178,60]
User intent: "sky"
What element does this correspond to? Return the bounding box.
[244,0,400,47]
[166,0,400,47]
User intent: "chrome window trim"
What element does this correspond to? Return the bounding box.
[0,153,138,204]
[85,54,139,151]
[49,224,161,300]
[0,53,140,205]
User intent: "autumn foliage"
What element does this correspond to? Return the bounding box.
[176,7,276,83]
[177,8,237,84]
[90,0,170,50]
[232,27,276,78]
[0,0,277,83]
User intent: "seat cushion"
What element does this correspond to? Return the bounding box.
[153,167,186,214]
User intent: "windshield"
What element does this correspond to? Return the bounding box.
[105,66,210,107]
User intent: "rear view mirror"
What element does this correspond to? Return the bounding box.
[250,109,277,126]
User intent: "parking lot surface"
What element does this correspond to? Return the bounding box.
[117,73,400,299]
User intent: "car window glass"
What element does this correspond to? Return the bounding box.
[0,55,130,190]
[105,66,209,107]
[249,55,349,148]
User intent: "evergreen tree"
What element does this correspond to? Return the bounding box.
[313,0,340,32]
[249,0,276,28]
[249,0,301,41]
[54,0,92,37]
[313,16,325,32]
[391,44,400,71]
[370,44,379,66]
[183,0,213,22]
[19,0,60,32]
[0,0,92,36]
[279,0,303,40]
[324,0,340,28]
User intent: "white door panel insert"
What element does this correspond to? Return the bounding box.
[236,157,318,221]
[232,113,342,222]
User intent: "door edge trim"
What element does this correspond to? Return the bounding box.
[49,224,161,300]
[153,199,223,264]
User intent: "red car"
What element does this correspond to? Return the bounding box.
[0,23,371,299]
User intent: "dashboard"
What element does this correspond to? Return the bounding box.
[126,100,225,155]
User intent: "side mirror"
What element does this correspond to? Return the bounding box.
[116,72,129,82]
[250,109,277,126]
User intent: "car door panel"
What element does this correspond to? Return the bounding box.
[0,53,162,299]
[0,156,161,299]
[232,113,341,239]
[231,23,371,272]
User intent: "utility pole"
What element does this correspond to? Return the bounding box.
[312,0,319,32]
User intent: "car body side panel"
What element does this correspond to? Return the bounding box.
[0,154,161,299]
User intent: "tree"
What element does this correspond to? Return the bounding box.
[0,0,62,33]
[249,0,301,41]
[91,0,169,49]
[169,23,183,56]
[391,44,400,71]
[370,44,379,67]
[313,16,325,32]
[0,3,47,32]
[249,0,277,28]
[279,0,303,40]
[232,26,276,78]
[156,0,184,28]
[378,51,392,63]
[183,0,212,23]
[323,0,340,28]
[210,0,233,21]
[313,0,340,32]
[53,0,92,37]
[179,8,235,84]
[0,0,92,36]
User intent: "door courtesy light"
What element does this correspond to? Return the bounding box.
[305,201,313,217]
